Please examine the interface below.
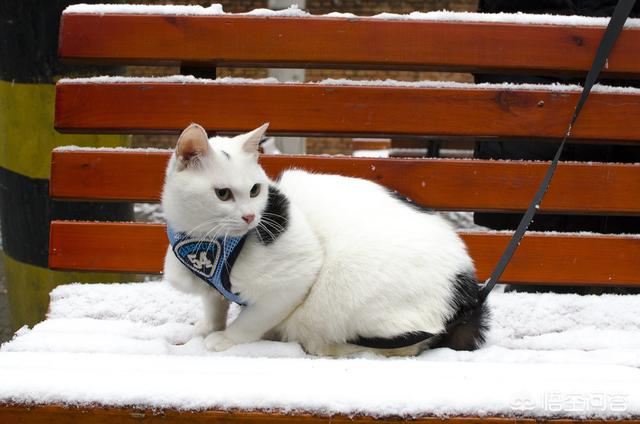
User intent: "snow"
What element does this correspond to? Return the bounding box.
[52,144,640,167]
[353,149,390,158]
[1,281,639,417]
[324,12,358,18]
[371,10,640,27]
[462,229,640,238]
[53,145,172,153]
[439,211,486,231]
[243,4,309,17]
[134,203,164,223]
[57,75,280,85]
[62,4,640,28]
[64,3,225,16]
[57,75,640,95]
[314,78,640,94]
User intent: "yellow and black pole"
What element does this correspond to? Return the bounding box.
[0,1,132,330]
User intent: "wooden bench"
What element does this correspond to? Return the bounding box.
[4,5,640,423]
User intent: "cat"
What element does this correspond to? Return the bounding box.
[162,123,490,356]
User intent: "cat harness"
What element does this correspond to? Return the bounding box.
[167,225,248,305]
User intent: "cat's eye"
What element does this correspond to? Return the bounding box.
[215,188,233,201]
[250,184,261,198]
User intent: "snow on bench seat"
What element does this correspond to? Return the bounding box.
[1,282,639,418]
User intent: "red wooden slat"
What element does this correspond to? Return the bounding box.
[50,151,640,214]
[49,221,640,286]
[58,14,640,77]
[54,82,640,141]
[51,150,169,202]
[4,403,640,424]
[49,222,168,274]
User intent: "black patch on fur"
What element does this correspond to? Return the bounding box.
[349,272,490,352]
[432,272,491,351]
[350,331,436,349]
[221,150,231,160]
[387,189,434,214]
[254,185,289,245]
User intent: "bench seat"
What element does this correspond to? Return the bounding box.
[1,281,639,421]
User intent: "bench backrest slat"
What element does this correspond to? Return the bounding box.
[51,150,640,214]
[49,221,640,286]
[59,14,640,77]
[55,82,640,141]
[51,10,640,288]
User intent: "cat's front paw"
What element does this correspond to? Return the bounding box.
[204,331,236,352]
[193,319,215,337]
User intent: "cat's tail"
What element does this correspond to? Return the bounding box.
[429,272,491,351]
[432,299,490,351]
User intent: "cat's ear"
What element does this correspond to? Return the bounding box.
[242,123,269,154]
[175,123,209,169]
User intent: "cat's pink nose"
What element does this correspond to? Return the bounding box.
[242,214,255,224]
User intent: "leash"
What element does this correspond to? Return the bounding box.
[478,0,637,302]
[352,1,637,350]
[352,1,636,350]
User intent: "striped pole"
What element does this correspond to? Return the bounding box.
[0,1,133,330]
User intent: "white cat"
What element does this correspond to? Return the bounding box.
[162,123,489,356]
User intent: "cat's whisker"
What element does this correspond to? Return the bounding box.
[222,230,235,277]
[259,216,285,231]
[257,221,277,243]
[185,220,223,241]
[185,217,222,232]
[262,212,289,222]
[254,227,265,244]
[193,231,215,252]
[259,222,285,235]
[259,215,284,225]
[193,223,228,251]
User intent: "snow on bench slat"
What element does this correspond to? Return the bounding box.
[62,4,640,28]
[56,75,640,95]
[1,281,639,417]
[53,145,172,153]
[51,146,640,167]
[64,3,226,16]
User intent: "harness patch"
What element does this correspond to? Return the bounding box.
[167,225,248,305]
[174,238,221,279]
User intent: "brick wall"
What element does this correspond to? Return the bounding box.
[308,0,474,14]
[143,0,476,13]
[146,0,268,11]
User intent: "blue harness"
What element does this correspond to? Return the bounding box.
[167,225,248,305]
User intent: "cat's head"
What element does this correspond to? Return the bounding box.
[162,123,270,238]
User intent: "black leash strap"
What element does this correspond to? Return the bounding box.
[351,1,636,351]
[478,0,637,302]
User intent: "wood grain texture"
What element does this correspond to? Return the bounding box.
[49,222,168,274]
[51,150,169,202]
[54,82,640,141]
[48,221,640,285]
[50,151,640,214]
[4,404,640,424]
[58,14,640,77]
[3,404,640,424]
